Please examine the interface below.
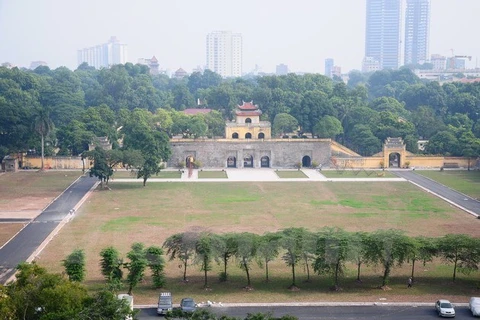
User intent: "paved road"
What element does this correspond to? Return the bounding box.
[393,170,480,217]
[0,175,97,284]
[137,305,473,319]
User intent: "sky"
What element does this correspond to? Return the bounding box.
[0,0,479,75]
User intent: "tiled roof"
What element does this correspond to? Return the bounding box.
[238,101,258,110]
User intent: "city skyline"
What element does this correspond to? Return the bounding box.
[206,31,243,77]
[0,0,479,74]
[404,0,431,65]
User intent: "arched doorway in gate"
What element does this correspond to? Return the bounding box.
[227,156,236,168]
[389,152,400,168]
[258,132,265,139]
[261,156,270,168]
[243,154,253,168]
[245,132,252,139]
[302,156,311,167]
[232,132,239,139]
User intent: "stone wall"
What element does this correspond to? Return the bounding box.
[168,139,332,168]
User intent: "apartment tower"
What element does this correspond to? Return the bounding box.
[77,36,128,69]
[206,31,242,78]
[365,0,402,70]
[404,0,430,65]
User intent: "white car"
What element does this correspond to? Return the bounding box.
[435,299,455,318]
[470,297,480,317]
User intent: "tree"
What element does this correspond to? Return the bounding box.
[313,115,343,139]
[99,246,123,284]
[272,113,299,137]
[215,233,238,282]
[407,236,437,280]
[236,233,259,288]
[437,234,479,282]
[256,232,282,282]
[125,242,148,295]
[364,230,412,287]
[163,232,198,282]
[8,262,88,320]
[83,147,125,188]
[63,249,86,282]
[314,228,350,289]
[33,107,54,170]
[349,124,382,156]
[348,231,368,282]
[425,130,459,155]
[79,289,135,320]
[280,228,312,289]
[146,246,166,288]
[195,233,218,288]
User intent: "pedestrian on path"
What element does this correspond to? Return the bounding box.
[407,277,413,288]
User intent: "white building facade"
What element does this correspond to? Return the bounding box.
[206,31,242,78]
[77,37,128,69]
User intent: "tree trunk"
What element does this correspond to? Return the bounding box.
[356,261,361,281]
[243,257,251,287]
[143,177,147,187]
[305,257,310,282]
[291,263,296,287]
[128,284,133,295]
[453,258,457,282]
[183,260,187,281]
[411,259,416,279]
[335,261,340,286]
[40,134,45,170]
[265,259,269,282]
[223,255,228,281]
[203,258,208,288]
[382,263,391,287]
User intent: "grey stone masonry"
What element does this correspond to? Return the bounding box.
[168,139,331,169]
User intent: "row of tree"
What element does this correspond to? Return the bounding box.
[1,64,479,162]
[64,228,479,295]
[161,228,479,290]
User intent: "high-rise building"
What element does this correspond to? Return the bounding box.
[206,31,242,78]
[77,36,128,69]
[276,64,289,75]
[365,0,402,70]
[324,58,334,77]
[404,0,430,65]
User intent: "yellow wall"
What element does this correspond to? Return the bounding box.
[225,125,271,139]
[23,156,85,169]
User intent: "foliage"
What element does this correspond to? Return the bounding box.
[125,242,148,295]
[163,232,198,281]
[62,249,86,282]
[99,246,123,283]
[146,246,166,288]
[437,234,480,281]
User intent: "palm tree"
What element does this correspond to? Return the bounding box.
[34,108,53,170]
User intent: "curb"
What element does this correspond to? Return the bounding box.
[134,302,470,308]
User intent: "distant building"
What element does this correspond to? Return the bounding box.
[183,108,212,115]
[77,36,128,69]
[362,56,381,72]
[446,57,467,70]
[206,31,242,78]
[331,66,342,78]
[137,56,159,75]
[430,54,446,70]
[1,62,15,69]
[324,58,334,77]
[173,68,188,79]
[404,0,430,65]
[30,61,48,70]
[276,64,289,75]
[365,0,402,70]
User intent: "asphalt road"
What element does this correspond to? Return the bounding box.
[393,170,480,216]
[0,175,97,284]
[136,305,473,319]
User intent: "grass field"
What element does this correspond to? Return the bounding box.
[416,170,480,200]
[198,171,228,179]
[36,180,480,304]
[112,170,181,179]
[275,170,308,178]
[321,170,395,178]
[0,224,25,246]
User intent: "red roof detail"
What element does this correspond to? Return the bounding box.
[151,56,158,62]
[183,108,212,115]
[238,101,258,110]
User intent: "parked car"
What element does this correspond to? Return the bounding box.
[117,294,133,320]
[435,299,455,318]
[180,297,197,313]
[157,292,173,315]
[470,297,480,317]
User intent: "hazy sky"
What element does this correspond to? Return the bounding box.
[1,0,479,74]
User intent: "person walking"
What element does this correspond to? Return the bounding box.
[407,277,413,288]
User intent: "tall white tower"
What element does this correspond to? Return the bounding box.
[404,0,430,65]
[77,36,128,69]
[206,31,242,78]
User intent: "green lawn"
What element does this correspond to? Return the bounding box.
[198,170,228,179]
[112,170,181,179]
[275,170,308,178]
[416,170,480,200]
[321,170,395,178]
